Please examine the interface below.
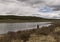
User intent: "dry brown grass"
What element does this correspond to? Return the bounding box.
[0,24,60,42]
[27,34,56,42]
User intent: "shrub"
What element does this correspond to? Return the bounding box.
[20,31,30,42]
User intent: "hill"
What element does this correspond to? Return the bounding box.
[0,15,60,23]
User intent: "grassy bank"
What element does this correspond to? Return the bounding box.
[0,23,60,42]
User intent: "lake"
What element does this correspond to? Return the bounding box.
[0,22,51,34]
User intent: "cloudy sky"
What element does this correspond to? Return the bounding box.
[0,0,60,19]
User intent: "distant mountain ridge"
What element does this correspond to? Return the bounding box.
[0,15,60,23]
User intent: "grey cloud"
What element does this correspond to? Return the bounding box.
[0,0,17,4]
[6,10,18,14]
[50,5,60,11]
[17,0,28,2]
[17,0,44,5]
[0,0,60,19]
[17,0,60,11]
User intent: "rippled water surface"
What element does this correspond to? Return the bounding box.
[0,22,51,34]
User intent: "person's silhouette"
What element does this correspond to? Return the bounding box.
[37,24,39,29]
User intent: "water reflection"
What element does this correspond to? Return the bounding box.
[0,22,51,34]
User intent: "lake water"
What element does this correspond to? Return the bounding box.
[0,22,51,34]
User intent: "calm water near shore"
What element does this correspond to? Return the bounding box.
[0,22,51,34]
